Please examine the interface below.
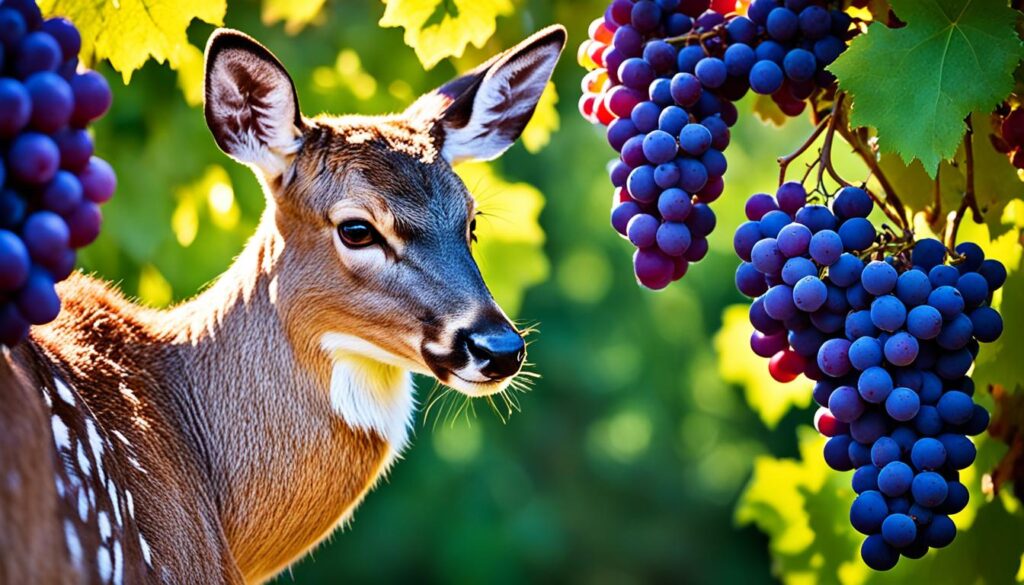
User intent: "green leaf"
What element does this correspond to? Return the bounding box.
[40,0,226,83]
[830,0,1024,174]
[876,114,1024,237]
[379,0,513,70]
[714,304,813,429]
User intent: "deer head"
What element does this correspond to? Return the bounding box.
[202,27,565,406]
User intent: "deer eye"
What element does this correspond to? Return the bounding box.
[338,220,379,248]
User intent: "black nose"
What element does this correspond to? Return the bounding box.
[466,325,525,380]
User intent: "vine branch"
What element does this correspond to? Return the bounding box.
[777,114,830,185]
[946,116,983,251]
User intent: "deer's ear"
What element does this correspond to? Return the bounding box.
[204,29,304,177]
[423,25,566,165]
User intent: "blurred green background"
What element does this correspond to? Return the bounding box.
[71,0,1024,583]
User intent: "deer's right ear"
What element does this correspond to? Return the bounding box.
[204,29,304,177]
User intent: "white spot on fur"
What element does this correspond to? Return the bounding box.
[51,415,70,451]
[125,490,135,518]
[54,378,76,405]
[98,511,111,540]
[139,532,153,567]
[320,333,416,456]
[112,540,123,585]
[41,387,52,408]
[85,419,105,484]
[76,442,92,477]
[64,520,83,569]
[128,457,148,474]
[111,430,131,447]
[108,481,122,526]
[55,476,65,498]
[77,489,89,522]
[88,487,96,508]
[97,545,112,582]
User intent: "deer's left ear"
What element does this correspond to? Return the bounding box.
[421,25,566,164]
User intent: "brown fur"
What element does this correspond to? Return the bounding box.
[0,26,565,584]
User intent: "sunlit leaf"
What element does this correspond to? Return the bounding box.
[138,264,173,308]
[262,0,327,34]
[830,0,1024,173]
[521,82,560,154]
[379,0,514,70]
[715,304,813,428]
[40,0,226,83]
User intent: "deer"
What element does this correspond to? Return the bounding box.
[0,24,566,584]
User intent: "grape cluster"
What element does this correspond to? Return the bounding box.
[578,0,854,288]
[0,0,113,345]
[734,183,1004,569]
[992,104,1024,170]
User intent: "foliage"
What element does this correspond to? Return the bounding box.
[30,0,1024,582]
[379,0,514,69]
[39,0,225,83]
[830,0,1024,173]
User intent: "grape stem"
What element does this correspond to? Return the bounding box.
[833,104,910,231]
[818,94,850,191]
[946,116,984,251]
[777,114,830,186]
[927,168,942,226]
[662,22,730,49]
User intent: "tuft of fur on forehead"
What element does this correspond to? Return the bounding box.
[315,114,440,164]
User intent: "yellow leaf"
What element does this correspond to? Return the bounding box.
[138,264,173,308]
[520,82,559,154]
[715,304,813,428]
[455,162,547,316]
[40,0,226,83]
[175,43,205,107]
[171,196,199,248]
[262,0,327,34]
[379,0,514,70]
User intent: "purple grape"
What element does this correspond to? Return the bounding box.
[694,57,727,88]
[41,170,83,215]
[656,221,692,256]
[70,71,113,126]
[55,127,94,171]
[611,200,641,236]
[670,72,702,106]
[16,266,61,325]
[749,60,784,94]
[9,132,60,185]
[40,18,82,61]
[0,229,30,291]
[634,247,674,289]
[679,123,712,156]
[24,71,73,133]
[0,78,31,136]
[643,130,679,164]
[66,200,102,248]
[658,188,692,221]
[627,213,659,247]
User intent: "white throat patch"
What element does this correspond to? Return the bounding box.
[320,334,416,457]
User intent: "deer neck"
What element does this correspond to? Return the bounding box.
[156,208,416,581]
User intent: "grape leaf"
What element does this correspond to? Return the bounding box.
[877,113,1024,237]
[40,0,225,84]
[379,0,513,70]
[455,162,548,317]
[830,0,1024,174]
[520,83,560,154]
[715,304,813,429]
[750,93,789,127]
[262,0,328,34]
